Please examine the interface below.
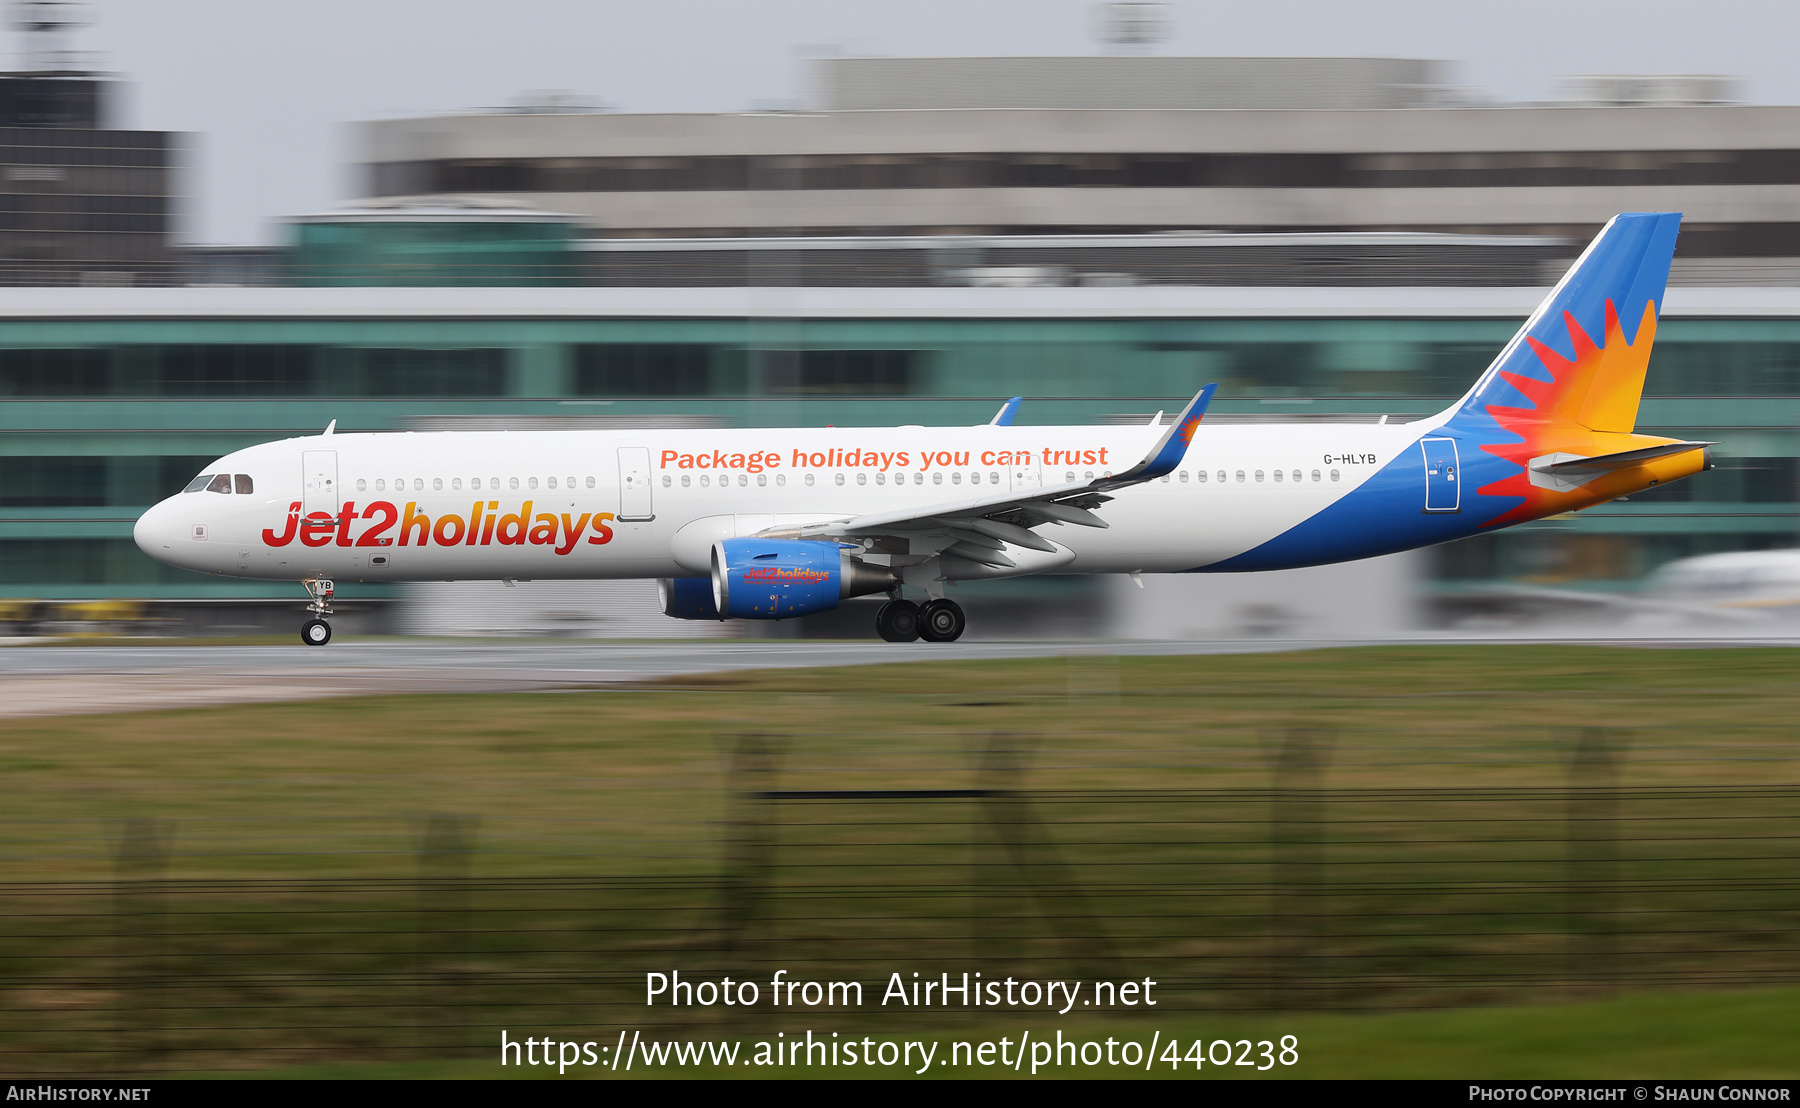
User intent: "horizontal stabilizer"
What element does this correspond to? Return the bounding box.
[1529,441,1713,491]
[1533,441,1714,473]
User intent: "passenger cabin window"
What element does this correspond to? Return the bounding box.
[234,474,253,495]
[205,474,232,494]
[183,473,215,493]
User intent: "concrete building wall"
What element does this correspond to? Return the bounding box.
[1108,553,1421,640]
[814,57,1452,112]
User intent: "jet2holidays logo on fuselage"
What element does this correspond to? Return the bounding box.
[262,501,614,554]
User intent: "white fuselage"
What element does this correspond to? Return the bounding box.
[133,421,1426,584]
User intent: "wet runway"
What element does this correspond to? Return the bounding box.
[0,637,1283,718]
[2,634,1796,718]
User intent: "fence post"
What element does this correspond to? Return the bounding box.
[1566,727,1626,996]
[1269,727,1332,1010]
[975,732,1112,977]
[720,732,781,952]
[113,817,168,1068]
[416,814,477,1056]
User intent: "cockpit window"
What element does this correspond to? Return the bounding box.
[205,474,232,494]
[184,473,215,493]
[234,474,253,495]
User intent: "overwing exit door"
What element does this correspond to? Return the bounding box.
[618,446,655,521]
[1009,453,1043,492]
[302,450,338,516]
[1421,438,1461,513]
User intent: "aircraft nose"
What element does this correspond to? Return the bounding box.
[133,499,181,560]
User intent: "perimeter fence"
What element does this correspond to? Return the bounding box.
[0,727,1796,1075]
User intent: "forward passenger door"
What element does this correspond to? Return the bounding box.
[618,446,655,521]
[302,450,338,516]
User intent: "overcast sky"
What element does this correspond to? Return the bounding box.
[42,0,1800,245]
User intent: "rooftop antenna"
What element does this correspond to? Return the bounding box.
[1091,2,1172,55]
[9,0,91,72]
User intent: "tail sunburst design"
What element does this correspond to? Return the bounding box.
[1476,298,1680,527]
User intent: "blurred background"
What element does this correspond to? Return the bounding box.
[4,0,1800,639]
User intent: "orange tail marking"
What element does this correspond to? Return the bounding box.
[1521,300,1658,434]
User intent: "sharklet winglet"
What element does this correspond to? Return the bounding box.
[1102,382,1217,486]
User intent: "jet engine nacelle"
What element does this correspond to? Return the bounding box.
[657,576,723,620]
[708,537,897,620]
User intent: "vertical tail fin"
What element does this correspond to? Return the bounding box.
[1444,212,1681,434]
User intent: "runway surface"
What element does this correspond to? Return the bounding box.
[2,634,1797,718]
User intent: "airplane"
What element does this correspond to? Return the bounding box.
[133,212,1712,647]
[1459,547,1800,631]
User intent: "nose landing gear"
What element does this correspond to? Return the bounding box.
[300,578,335,647]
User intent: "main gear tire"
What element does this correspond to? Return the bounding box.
[918,599,966,643]
[875,600,921,643]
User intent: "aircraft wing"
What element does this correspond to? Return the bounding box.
[764,385,1216,567]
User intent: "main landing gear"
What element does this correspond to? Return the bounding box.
[876,597,965,643]
[300,578,334,647]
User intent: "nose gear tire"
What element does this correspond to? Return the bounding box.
[301,619,332,646]
[918,599,965,643]
[876,600,921,642]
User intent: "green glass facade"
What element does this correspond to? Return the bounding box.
[1,311,1793,599]
[289,220,581,287]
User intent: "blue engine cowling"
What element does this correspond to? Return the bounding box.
[706,537,897,620]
